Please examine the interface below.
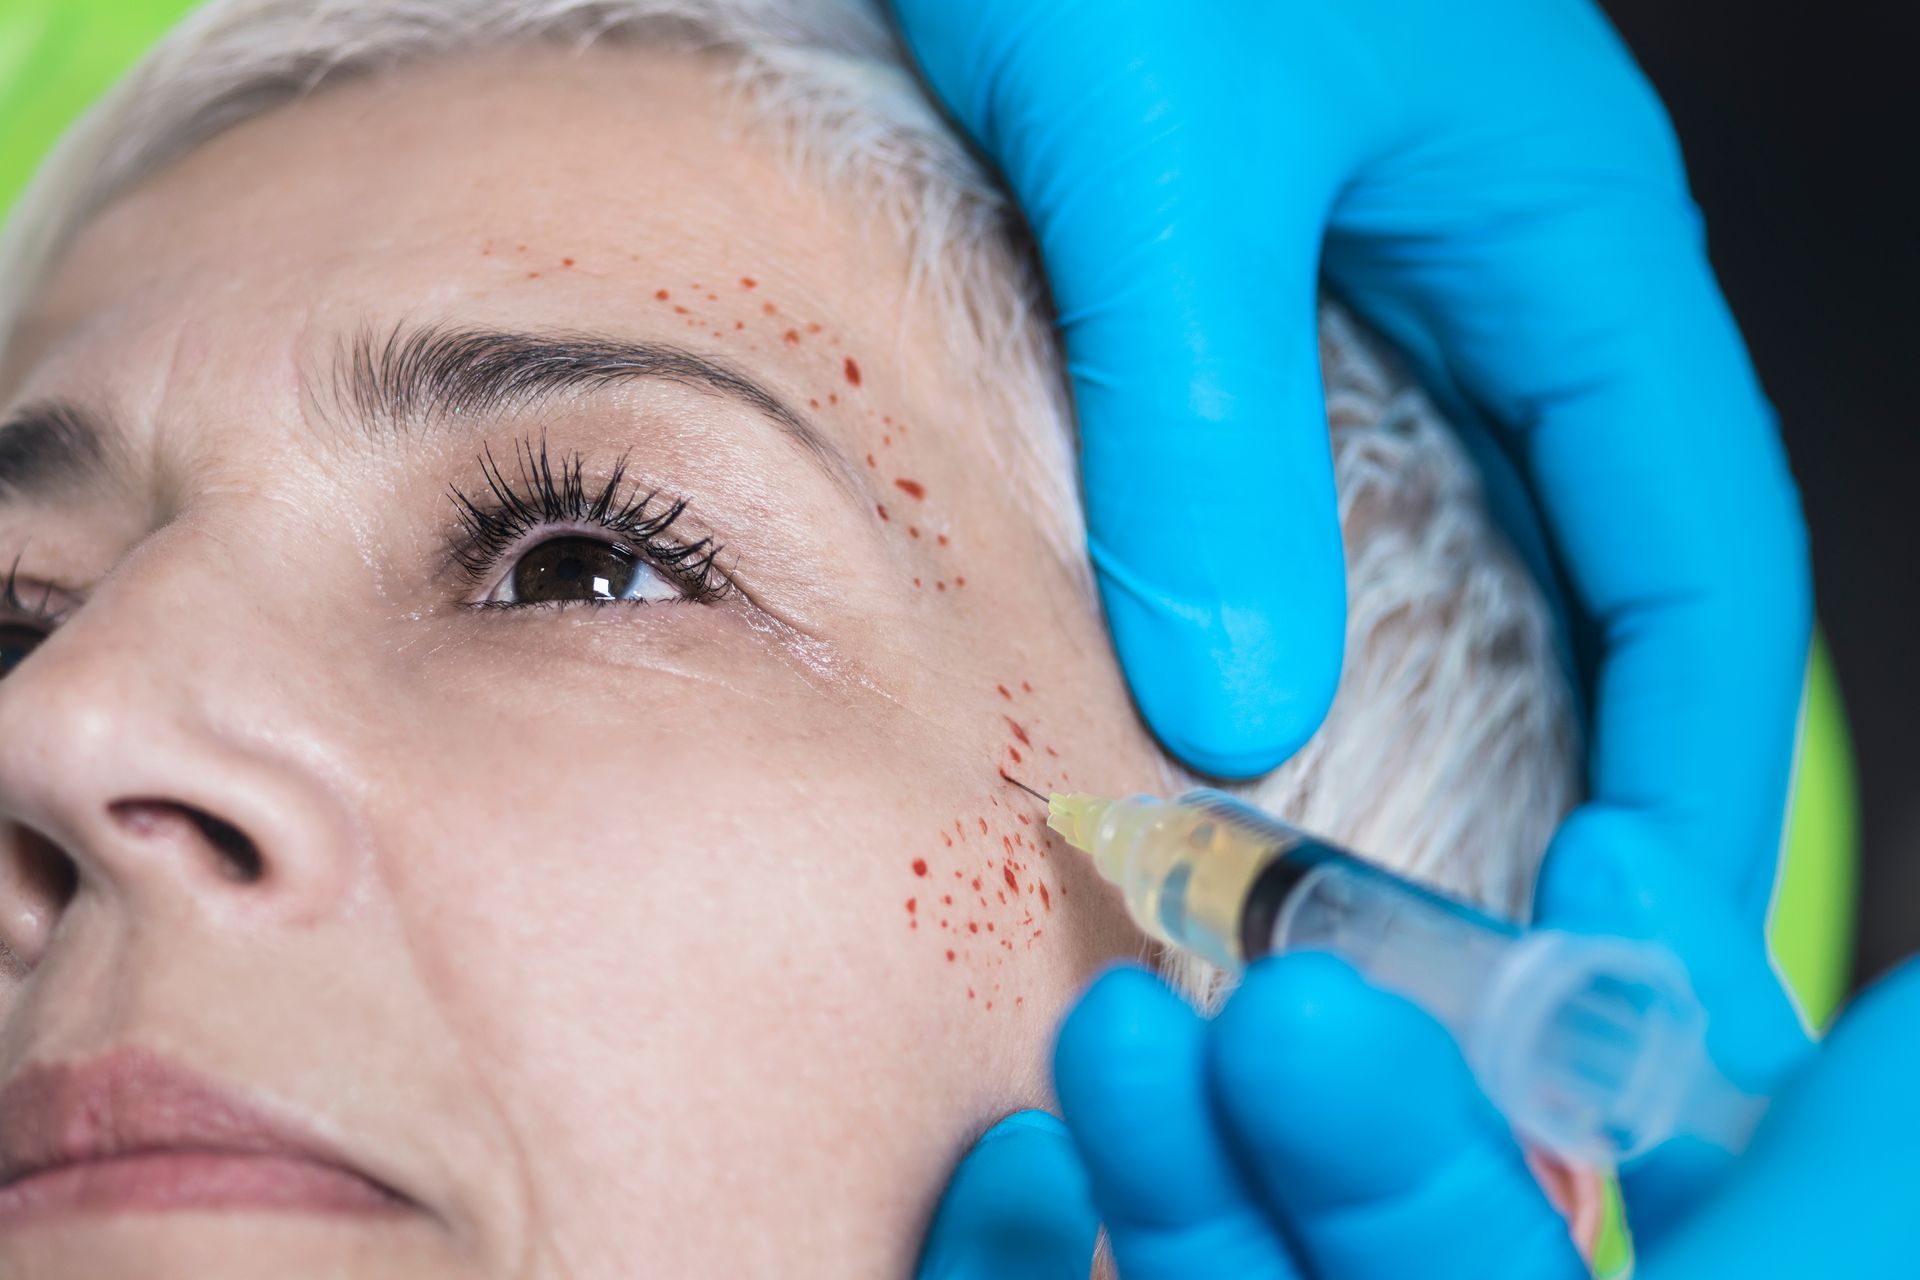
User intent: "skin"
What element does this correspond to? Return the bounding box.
[0,46,1158,1278]
[0,42,1600,1278]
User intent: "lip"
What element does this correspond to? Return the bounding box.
[0,1047,410,1225]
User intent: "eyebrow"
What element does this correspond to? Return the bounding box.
[331,322,865,498]
[0,401,109,502]
[0,323,864,508]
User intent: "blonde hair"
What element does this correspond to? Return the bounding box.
[0,0,1577,1107]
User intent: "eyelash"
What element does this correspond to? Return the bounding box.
[446,433,733,608]
[1,550,71,633]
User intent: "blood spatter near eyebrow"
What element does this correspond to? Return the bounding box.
[562,258,576,268]
[740,276,758,289]
[655,288,671,301]
[844,357,863,386]
[912,858,928,877]
[784,329,801,345]
[1003,717,1032,746]
[997,684,1013,701]
[876,504,890,521]
[894,477,927,500]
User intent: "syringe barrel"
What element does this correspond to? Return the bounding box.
[1128,791,1721,1164]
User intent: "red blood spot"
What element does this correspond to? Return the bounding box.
[968,987,976,999]
[829,393,838,405]
[912,859,928,877]
[734,320,745,330]
[997,684,1013,700]
[1017,813,1030,825]
[906,898,917,913]
[763,301,778,315]
[1016,996,1024,1006]
[987,923,996,933]
[936,533,949,546]
[936,581,947,592]
[894,477,927,500]
[707,293,719,301]
[1008,746,1022,763]
[913,578,922,589]
[562,258,575,267]
[527,272,541,279]
[865,453,877,468]
[876,504,890,521]
[942,894,953,905]
[844,357,863,386]
[1022,680,1033,692]
[969,922,979,934]
[1045,745,1059,757]
[674,305,690,315]
[909,526,921,539]
[954,576,966,587]
[1002,836,1012,853]
[1031,929,1045,942]
[809,398,821,410]
[882,434,892,446]
[1003,717,1032,746]
[978,817,988,835]
[740,276,757,289]
[971,877,983,891]
[946,949,956,962]
[996,890,1006,904]
[783,328,801,344]
[1003,866,1019,892]
[656,289,671,300]
[1039,883,1052,911]
[940,832,950,849]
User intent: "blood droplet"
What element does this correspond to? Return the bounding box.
[844,357,863,386]
[894,477,926,500]
[912,859,928,876]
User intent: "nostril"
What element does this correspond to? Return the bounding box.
[190,810,263,883]
[107,800,265,884]
[20,827,78,912]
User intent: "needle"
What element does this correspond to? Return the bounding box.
[997,769,1049,805]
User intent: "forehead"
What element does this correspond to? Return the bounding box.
[3,44,930,418]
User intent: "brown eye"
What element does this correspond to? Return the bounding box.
[0,624,44,677]
[501,536,678,606]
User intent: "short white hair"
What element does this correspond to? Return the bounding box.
[0,0,1577,978]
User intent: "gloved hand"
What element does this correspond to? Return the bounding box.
[918,955,1920,1280]
[894,0,1814,1261]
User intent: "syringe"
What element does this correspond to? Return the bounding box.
[1033,784,1766,1166]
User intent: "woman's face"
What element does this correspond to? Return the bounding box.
[0,48,1159,1278]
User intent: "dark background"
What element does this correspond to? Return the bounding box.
[1599,1,1917,985]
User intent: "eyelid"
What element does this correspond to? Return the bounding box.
[442,433,735,607]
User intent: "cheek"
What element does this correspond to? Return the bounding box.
[362,668,1062,1270]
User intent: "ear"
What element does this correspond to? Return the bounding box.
[1523,1147,1605,1262]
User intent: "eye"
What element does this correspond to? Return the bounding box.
[447,435,732,611]
[0,622,46,678]
[482,533,684,607]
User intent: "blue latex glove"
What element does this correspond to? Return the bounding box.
[895,0,1814,1266]
[921,956,1919,1279]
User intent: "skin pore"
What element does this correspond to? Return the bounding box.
[0,45,1163,1279]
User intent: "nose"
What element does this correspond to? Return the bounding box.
[0,536,367,971]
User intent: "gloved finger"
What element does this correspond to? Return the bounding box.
[1210,953,1587,1280]
[1319,0,1810,919]
[892,0,1351,777]
[1054,965,1305,1280]
[1532,810,1813,1243]
[914,1110,1101,1280]
[1637,957,1920,1280]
